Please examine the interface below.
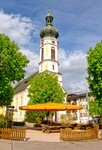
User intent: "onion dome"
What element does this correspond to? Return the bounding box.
[40,10,59,39]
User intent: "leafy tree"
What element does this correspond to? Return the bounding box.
[28,72,66,104]
[86,41,102,111]
[89,101,102,117]
[0,34,29,105]
[0,81,14,105]
[25,72,66,123]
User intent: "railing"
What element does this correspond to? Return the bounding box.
[0,128,26,141]
[60,128,98,141]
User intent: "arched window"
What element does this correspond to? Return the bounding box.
[41,48,44,61]
[51,47,55,60]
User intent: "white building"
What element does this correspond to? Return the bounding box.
[12,11,66,122]
[67,93,93,124]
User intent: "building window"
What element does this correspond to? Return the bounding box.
[80,113,83,117]
[52,65,54,70]
[51,47,55,60]
[41,48,44,61]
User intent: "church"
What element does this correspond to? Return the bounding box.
[12,11,66,122]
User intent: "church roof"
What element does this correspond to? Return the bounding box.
[14,71,38,94]
[67,93,91,102]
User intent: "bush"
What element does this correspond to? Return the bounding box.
[65,128,72,131]
[6,117,12,128]
[35,117,42,127]
[0,115,6,128]
[25,111,46,123]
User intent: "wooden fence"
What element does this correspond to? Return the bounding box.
[0,128,26,141]
[60,128,98,141]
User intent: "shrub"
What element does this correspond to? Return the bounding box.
[6,117,12,128]
[0,115,6,128]
[65,128,72,131]
[25,111,46,123]
[35,117,42,127]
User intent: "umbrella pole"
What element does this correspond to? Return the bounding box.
[55,112,57,122]
[46,112,50,125]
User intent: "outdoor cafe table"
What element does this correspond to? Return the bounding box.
[41,124,66,133]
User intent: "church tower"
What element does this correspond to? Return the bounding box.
[39,10,62,85]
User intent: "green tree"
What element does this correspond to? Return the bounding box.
[89,101,102,117]
[28,72,66,104]
[25,72,66,123]
[0,81,14,105]
[86,41,102,116]
[0,34,29,105]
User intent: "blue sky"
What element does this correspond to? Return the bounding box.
[0,0,102,94]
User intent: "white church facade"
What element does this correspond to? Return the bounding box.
[12,11,66,122]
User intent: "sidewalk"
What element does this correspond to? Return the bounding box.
[26,129,60,142]
[0,140,11,150]
[0,139,102,150]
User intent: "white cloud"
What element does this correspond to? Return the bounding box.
[59,48,87,94]
[20,48,39,77]
[0,10,38,46]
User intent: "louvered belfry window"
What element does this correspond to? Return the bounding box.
[51,47,55,60]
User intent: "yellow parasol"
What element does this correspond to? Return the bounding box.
[19,102,82,111]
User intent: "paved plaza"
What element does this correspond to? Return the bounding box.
[0,139,102,150]
[0,129,102,150]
